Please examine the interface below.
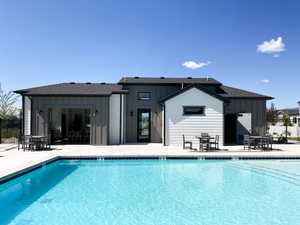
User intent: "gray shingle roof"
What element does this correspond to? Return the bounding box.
[278,107,299,115]
[118,77,222,85]
[14,79,273,100]
[218,86,273,99]
[160,84,273,102]
[159,84,230,103]
[15,83,128,96]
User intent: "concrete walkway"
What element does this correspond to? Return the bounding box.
[0,143,17,152]
[1,143,300,183]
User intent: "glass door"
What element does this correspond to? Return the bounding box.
[137,109,151,142]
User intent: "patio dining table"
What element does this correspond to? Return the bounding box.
[195,136,215,151]
[29,136,47,150]
[249,136,272,150]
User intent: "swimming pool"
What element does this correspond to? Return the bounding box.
[1,159,300,225]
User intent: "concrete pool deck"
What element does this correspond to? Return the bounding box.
[1,143,300,183]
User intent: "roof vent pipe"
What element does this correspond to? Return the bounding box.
[181,82,184,89]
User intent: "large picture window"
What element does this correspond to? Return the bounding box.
[137,92,151,100]
[183,106,205,116]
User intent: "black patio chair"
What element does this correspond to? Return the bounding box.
[210,135,220,150]
[259,136,273,151]
[244,135,255,150]
[268,135,273,150]
[201,133,209,137]
[183,135,193,150]
[18,134,25,151]
[43,135,51,150]
[23,136,35,151]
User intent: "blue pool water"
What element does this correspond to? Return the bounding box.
[1,159,300,225]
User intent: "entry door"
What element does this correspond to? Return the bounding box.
[224,114,237,144]
[137,109,151,142]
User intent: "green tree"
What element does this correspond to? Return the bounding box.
[0,87,19,119]
[282,112,292,140]
[0,84,19,143]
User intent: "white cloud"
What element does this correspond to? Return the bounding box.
[273,54,280,58]
[182,61,211,69]
[257,37,286,56]
[260,79,270,83]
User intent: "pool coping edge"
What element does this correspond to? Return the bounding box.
[2,155,300,184]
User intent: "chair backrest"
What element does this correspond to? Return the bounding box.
[18,134,24,141]
[201,133,209,137]
[24,135,31,142]
[215,135,219,142]
[244,135,250,142]
[182,134,185,142]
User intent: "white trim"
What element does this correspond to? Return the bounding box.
[24,96,31,135]
[109,94,121,144]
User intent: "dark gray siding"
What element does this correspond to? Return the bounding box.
[31,96,109,145]
[123,84,180,143]
[225,99,267,136]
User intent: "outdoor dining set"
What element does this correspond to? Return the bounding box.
[18,135,51,151]
[183,133,220,151]
[183,133,273,151]
[243,135,273,151]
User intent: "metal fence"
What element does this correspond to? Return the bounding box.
[0,118,21,144]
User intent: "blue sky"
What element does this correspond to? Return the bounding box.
[0,0,299,108]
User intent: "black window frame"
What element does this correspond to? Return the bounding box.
[293,117,297,124]
[183,106,206,116]
[137,91,152,100]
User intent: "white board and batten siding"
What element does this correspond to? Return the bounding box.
[24,96,31,135]
[109,94,121,144]
[165,87,224,147]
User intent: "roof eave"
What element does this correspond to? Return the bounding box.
[18,94,113,97]
[224,96,274,100]
[160,84,229,103]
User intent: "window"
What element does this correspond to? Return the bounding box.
[183,106,205,116]
[298,118,300,127]
[137,92,151,100]
[293,117,297,124]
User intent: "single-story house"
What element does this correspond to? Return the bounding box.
[15,77,273,146]
[269,101,300,137]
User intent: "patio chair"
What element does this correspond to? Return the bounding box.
[17,134,25,151]
[182,135,193,150]
[23,136,34,151]
[268,136,273,150]
[201,133,209,137]
[43,135,51,150]
[243,135,255,150]
[210,135,220,150]
[259,136,272,151]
